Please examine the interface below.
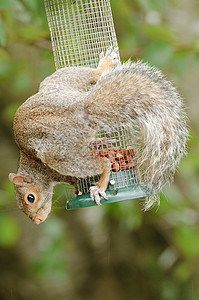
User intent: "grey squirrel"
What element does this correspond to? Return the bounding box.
[9,48,188,224]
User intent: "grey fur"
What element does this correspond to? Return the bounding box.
[86,60,188,195]
[10,53,188,222]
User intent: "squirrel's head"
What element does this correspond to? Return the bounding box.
[9,173,53,224]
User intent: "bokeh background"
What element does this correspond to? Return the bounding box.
[0,0,199,299]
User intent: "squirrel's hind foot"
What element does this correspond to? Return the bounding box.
[93,47,120,81]
[99,47,120,66]
[90,186,108,205]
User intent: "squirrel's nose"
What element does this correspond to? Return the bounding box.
[33,208,49,224]
[33,217,44,225]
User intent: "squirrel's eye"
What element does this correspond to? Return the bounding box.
[27,194,35,203]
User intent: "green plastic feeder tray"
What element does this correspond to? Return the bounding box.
[65,126,157,210]
[66,170,156,210]
[66,185,154,210]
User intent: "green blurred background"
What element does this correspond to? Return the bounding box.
[0,0,199,299]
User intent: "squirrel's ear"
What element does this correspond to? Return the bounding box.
[9,173,32,187]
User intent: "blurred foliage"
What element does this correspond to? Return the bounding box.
[0,0,199,299]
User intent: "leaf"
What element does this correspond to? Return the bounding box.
[137,0,167,13]
[0,15,6,46]
[192,37,199,51]
[194,52,199,70]
[21,0,39,12]
[0,58,12,78]
[174,262,192,283]
[171,50,190,75]
[18,25,49,43]
[0,47,9,59]
[0,214,21,247]
[120,35,138,51]
[0,0,22,10]
[175,224,199,258]
[142,41,173,68]
[11,70,31,94]
[142,24,175,43]
[31,217,68,280]
[119,200,142,230]
[2,103,19,122]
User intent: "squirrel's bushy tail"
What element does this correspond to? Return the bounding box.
[85,60,188,205]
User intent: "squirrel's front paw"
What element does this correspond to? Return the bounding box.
[90,186,108,205]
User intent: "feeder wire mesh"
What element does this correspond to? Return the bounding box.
[44,0,119,69]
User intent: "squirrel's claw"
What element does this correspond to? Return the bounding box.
[106,47,120,64]
[99,47,120,66]
[90,186,108,205]
[99,190,108,200]
[99,51,105,60]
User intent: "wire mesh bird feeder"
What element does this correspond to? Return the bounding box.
[44,0,156,209]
